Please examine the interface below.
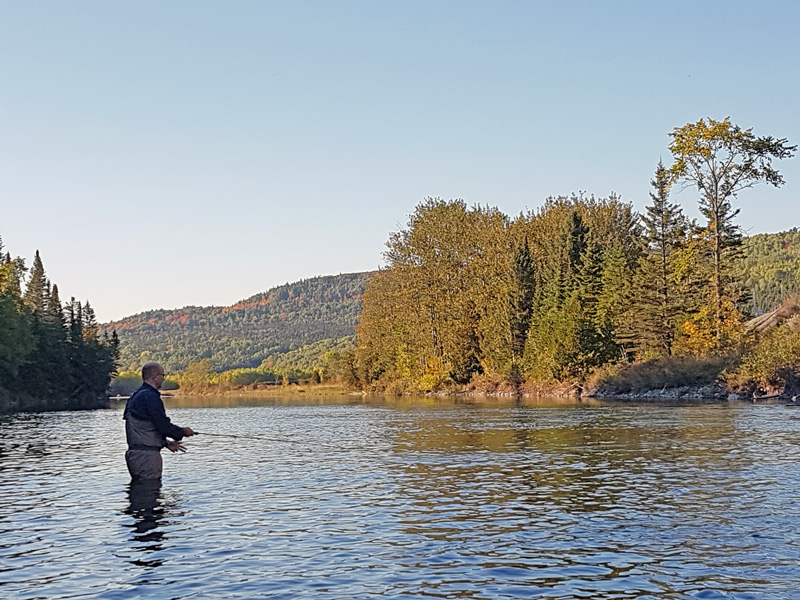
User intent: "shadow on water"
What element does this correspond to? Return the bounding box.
[123,479,181,568]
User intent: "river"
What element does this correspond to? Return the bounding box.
[1,396,799,599]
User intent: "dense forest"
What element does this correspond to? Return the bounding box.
[103,120,799,397]
[54,118,800,399]
[0,239,119,412]
[102,272,368,374]
[737,229,800,313]
[352,119,798,396]
[102,228,800,396]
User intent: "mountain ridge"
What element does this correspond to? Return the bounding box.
[102,271,372,373]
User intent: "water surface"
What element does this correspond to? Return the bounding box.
[1,397,799,599]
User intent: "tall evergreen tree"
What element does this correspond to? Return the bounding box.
[568,212,588,277]
[23,250,47,313]
[508,238,535,365]
[46,284,65,325]
[0,292,34,380]
[629,161,691,356]
[82,301,99,341]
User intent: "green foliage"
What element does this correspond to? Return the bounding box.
[0,292,34,379]
[320,347,359,386]
[109,371,142,396]
[728,320,800,394]
[625,160,692,356]
[102,272,368,374]
[355,188,796,392]
[520,194,641,380]
[356,195,643,390]
[588,354,735,396]
[668,117,796,344]
[22,250,47,313]
[261,336,355,375]
[0,242,118,410]
[508,239,535,364]
[357,199,515,391]
[737,229,800,314]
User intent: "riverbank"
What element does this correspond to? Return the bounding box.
[0,388,109,414]
[168,382,354,398]
[416,383,734,402]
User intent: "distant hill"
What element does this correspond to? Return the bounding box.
[739,229,800,314]
[103,272,371,373]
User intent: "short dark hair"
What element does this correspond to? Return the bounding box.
[142,362,162,381]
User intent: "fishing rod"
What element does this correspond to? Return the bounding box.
[194,431,306,444]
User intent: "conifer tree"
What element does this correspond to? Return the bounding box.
[572,242,620,370]
[508,238,535,365]
[0,290,34,380]
[110,330,121,372]
[23,250,47,313]
[47,284,65,325]
[82,301,99,341]
[568,212,588,277]
[0,237,116,405]
[68,298,83,344]
[0,254,26,296]
[629,160,691,356]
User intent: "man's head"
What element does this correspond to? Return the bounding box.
[142,362,166,389]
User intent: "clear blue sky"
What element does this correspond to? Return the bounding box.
[2,1,799,322]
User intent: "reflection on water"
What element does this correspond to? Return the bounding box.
[1,397,800,599]
[124,479,179,568]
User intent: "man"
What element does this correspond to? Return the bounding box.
[123,362,195,480]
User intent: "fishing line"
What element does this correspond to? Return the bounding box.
[193,431,384,454]
[194,431,304,444]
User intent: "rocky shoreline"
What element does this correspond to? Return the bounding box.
[584,383,732,401]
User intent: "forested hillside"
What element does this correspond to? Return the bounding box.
[104,272,369,373]
[739,228,800,314]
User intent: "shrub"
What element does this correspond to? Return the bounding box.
[587,354,735,395]
[728,319,800,394]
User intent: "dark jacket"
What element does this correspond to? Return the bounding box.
[123,383,185,450]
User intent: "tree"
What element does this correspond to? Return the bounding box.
[629,160,691,356]
[508,239,535,370]
[517,195,640,380]
[366,199,489,389]
[0,253,26,297]
[668,117,796,343]
[0,292,34,380]
[23,250,47,313]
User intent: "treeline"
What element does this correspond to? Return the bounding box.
[109,336,355,395]
[103,273,368,373]
[352,118,798,395]
[0,240,119,412]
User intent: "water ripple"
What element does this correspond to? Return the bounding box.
[1,401,800,598]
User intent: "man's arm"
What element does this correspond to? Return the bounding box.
[141,391,189,440]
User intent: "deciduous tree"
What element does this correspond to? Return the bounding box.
[668,117,796,343]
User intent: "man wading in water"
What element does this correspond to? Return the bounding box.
[123,362,195,480]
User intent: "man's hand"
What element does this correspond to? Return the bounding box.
[167,441,186,453]
[182,427,195,437]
